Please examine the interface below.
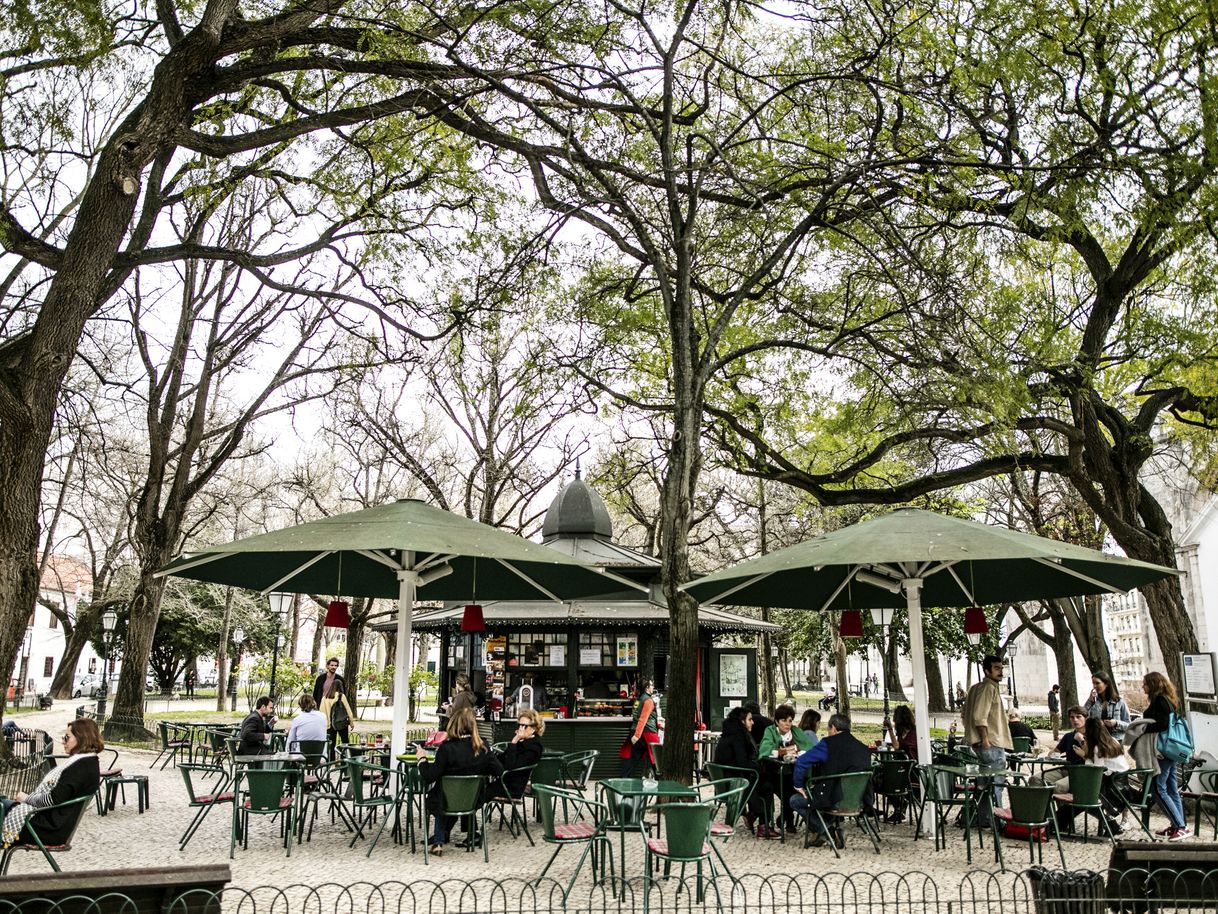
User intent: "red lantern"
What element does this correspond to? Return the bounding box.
[839,609,864,638]
[461,603,486,633]
[964,606,988,645]
[323,599,350,628]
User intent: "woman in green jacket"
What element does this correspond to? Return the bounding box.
[757,704,813,833]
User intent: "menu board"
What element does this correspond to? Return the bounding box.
[616,634,638,667]
[485,636,507,707]
[548,644,566,666]
[1183,653,1217,697]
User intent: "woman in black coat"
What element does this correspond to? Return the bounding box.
[1,719,102,848]
[491,708,544,798]
[420,707,504,854]
[713,706,775,836]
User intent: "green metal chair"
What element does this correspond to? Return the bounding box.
[391,760,427,852]
[299,757,358,842]
[696,777,749,875]
[178,762,235,850]
[534,783,614,901]
[0,794,93,874]
[486,762,537,844]
[994,784,1066,869]
[230,767,296,858]
[873,757,920,830]
[1106,767,1155,839]
[530,754,568,821]
[640,801,722,914]
[151,720,191,770]
[706,762,762,834]
[345,758,396,857]
[1181,767,1218,840]
[1053,764,1115,841]
[562,749,599,796]
[424,774,489,864]
[1011,736,1034,755]
[805,771,881,858]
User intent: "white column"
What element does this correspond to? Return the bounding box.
[391,553,417,766]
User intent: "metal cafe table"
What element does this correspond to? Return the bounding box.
[927,762,1027,865]
[598,777,697,900]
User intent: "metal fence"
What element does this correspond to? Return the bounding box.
[3,869,1218,914]
[0,727,53,798]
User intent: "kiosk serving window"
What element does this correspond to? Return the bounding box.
[507,633,567,667]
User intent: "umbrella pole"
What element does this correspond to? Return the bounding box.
[391,553,417,771]
[904,578,933,836]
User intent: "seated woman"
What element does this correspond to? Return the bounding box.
[798,709,821,746]
[420,706,504,855]
[881,705,919,823]
[1,718,102,849]
[286,694,329,751]
[490,707,544,798]
[1056,717,1128,835]
[757,704,813,834]
[713,706,778,838]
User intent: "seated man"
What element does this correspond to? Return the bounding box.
[239,696,277,756]
[1031,706,1088,789]
[790,713,874,848]
[1008,709,1037,745]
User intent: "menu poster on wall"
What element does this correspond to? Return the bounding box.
[616,634,638,667]
[548,644,566,666]
[719,653,748,697]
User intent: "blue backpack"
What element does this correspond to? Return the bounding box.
[1157,712,1195,764]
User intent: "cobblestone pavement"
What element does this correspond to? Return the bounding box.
[1,705,1145,892]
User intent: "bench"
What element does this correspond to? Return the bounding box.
[1105,840,1218,911]
[0,864,230,913]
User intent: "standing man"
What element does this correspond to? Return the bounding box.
[313,657,343,704]
[962,655,1012,826]
[239,696,277,756]
[790,713,874,848]
[184,670,196,699]
[1048,684,1062,741]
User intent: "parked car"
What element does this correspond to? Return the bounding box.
[72,673,99,698]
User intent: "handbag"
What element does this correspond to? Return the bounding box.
[1157,712,1194,764]
[423,730,448,748]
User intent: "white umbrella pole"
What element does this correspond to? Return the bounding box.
[905,578,932,838]
[904,578,932,766]
[391,552,417,767]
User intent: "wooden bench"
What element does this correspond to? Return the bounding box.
[1106,840,1218,911]
[0,864,230,914]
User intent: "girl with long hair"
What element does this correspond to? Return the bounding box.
[1143,671,1190,840]
[421,707,503,855]
[1086,671,1131,738]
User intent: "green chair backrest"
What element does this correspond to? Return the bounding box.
[295,739,328,765]
[952,745,979,764]
[180,763,222,803]
[1066,765,1105,805]
[599,780,649,829]
[243,768,292,811]
[345,759,373,803]
[562,750,599,789]
[157,721,172,749]
[707,777,749,828]
[876,758,915,795]
[654,802,713,859]
[533,783,581,840]
[498,762,537,799]
[834,770,872,813]
[440,775,484,816]
[1012,736,1034,754]
[1006,784,1055,824]
[531,755,566,788]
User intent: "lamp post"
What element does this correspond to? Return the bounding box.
[1007,640,1020,708]
[230,625,245,712]
[267,592,292,702]
[97,608,118,720]
[870,606,895,724]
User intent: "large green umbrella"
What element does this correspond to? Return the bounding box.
[683,507,1176,765]
[158,498,640,760]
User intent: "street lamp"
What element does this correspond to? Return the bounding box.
[97,608,118,720]
[230,625,245,712]
[870,606,895,725]
[267,592,292,702]
[1007,640,1020,708]
[17,627,33,705]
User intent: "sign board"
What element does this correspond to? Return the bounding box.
[579,648,601,665]
[615,635,638,667]
[719,653,749,697]
[547,644,566,667]
[1182,653,1218,698]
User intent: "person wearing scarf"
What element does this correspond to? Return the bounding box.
[2,718,102,848]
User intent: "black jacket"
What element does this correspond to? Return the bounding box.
[239,710,273,755]
[807,731,874,810]
[1009,721,1036,742]
[23,755,100,845]
[497,736,543,797]
[713,723,760,776]
[1144,695,1175,733]
[750,714,774,747]
[422,736,505,810]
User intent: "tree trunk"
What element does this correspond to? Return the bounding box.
[311,610,326,671]
[343,597,369,707]
[758,631,774,714]
[107,568,168,738]
[1048,605,1080,709]
[833,626,850,717]
[925,652,948,713]
[50,610,96,699]
[885,636,906,701]
[777,646,793,699]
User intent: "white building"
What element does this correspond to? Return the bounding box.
[10,555,104,699]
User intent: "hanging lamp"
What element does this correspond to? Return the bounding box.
[839,609,864,638]
[324,552,350,627]
[964,606,988,645]
[461,557,486,632]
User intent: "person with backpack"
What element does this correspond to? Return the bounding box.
[1141,671,1191,840]
[321,678,356,748]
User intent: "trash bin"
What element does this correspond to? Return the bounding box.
[38,693,53,710]
[1027,867,1105,914]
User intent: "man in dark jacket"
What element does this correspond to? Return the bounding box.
[313,657,343,704]
[239,696,276,756]
[744,700,773,747]
[790,713,874,848]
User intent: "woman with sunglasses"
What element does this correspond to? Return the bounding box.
[490,708,545,799]
[2,718,102,849]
